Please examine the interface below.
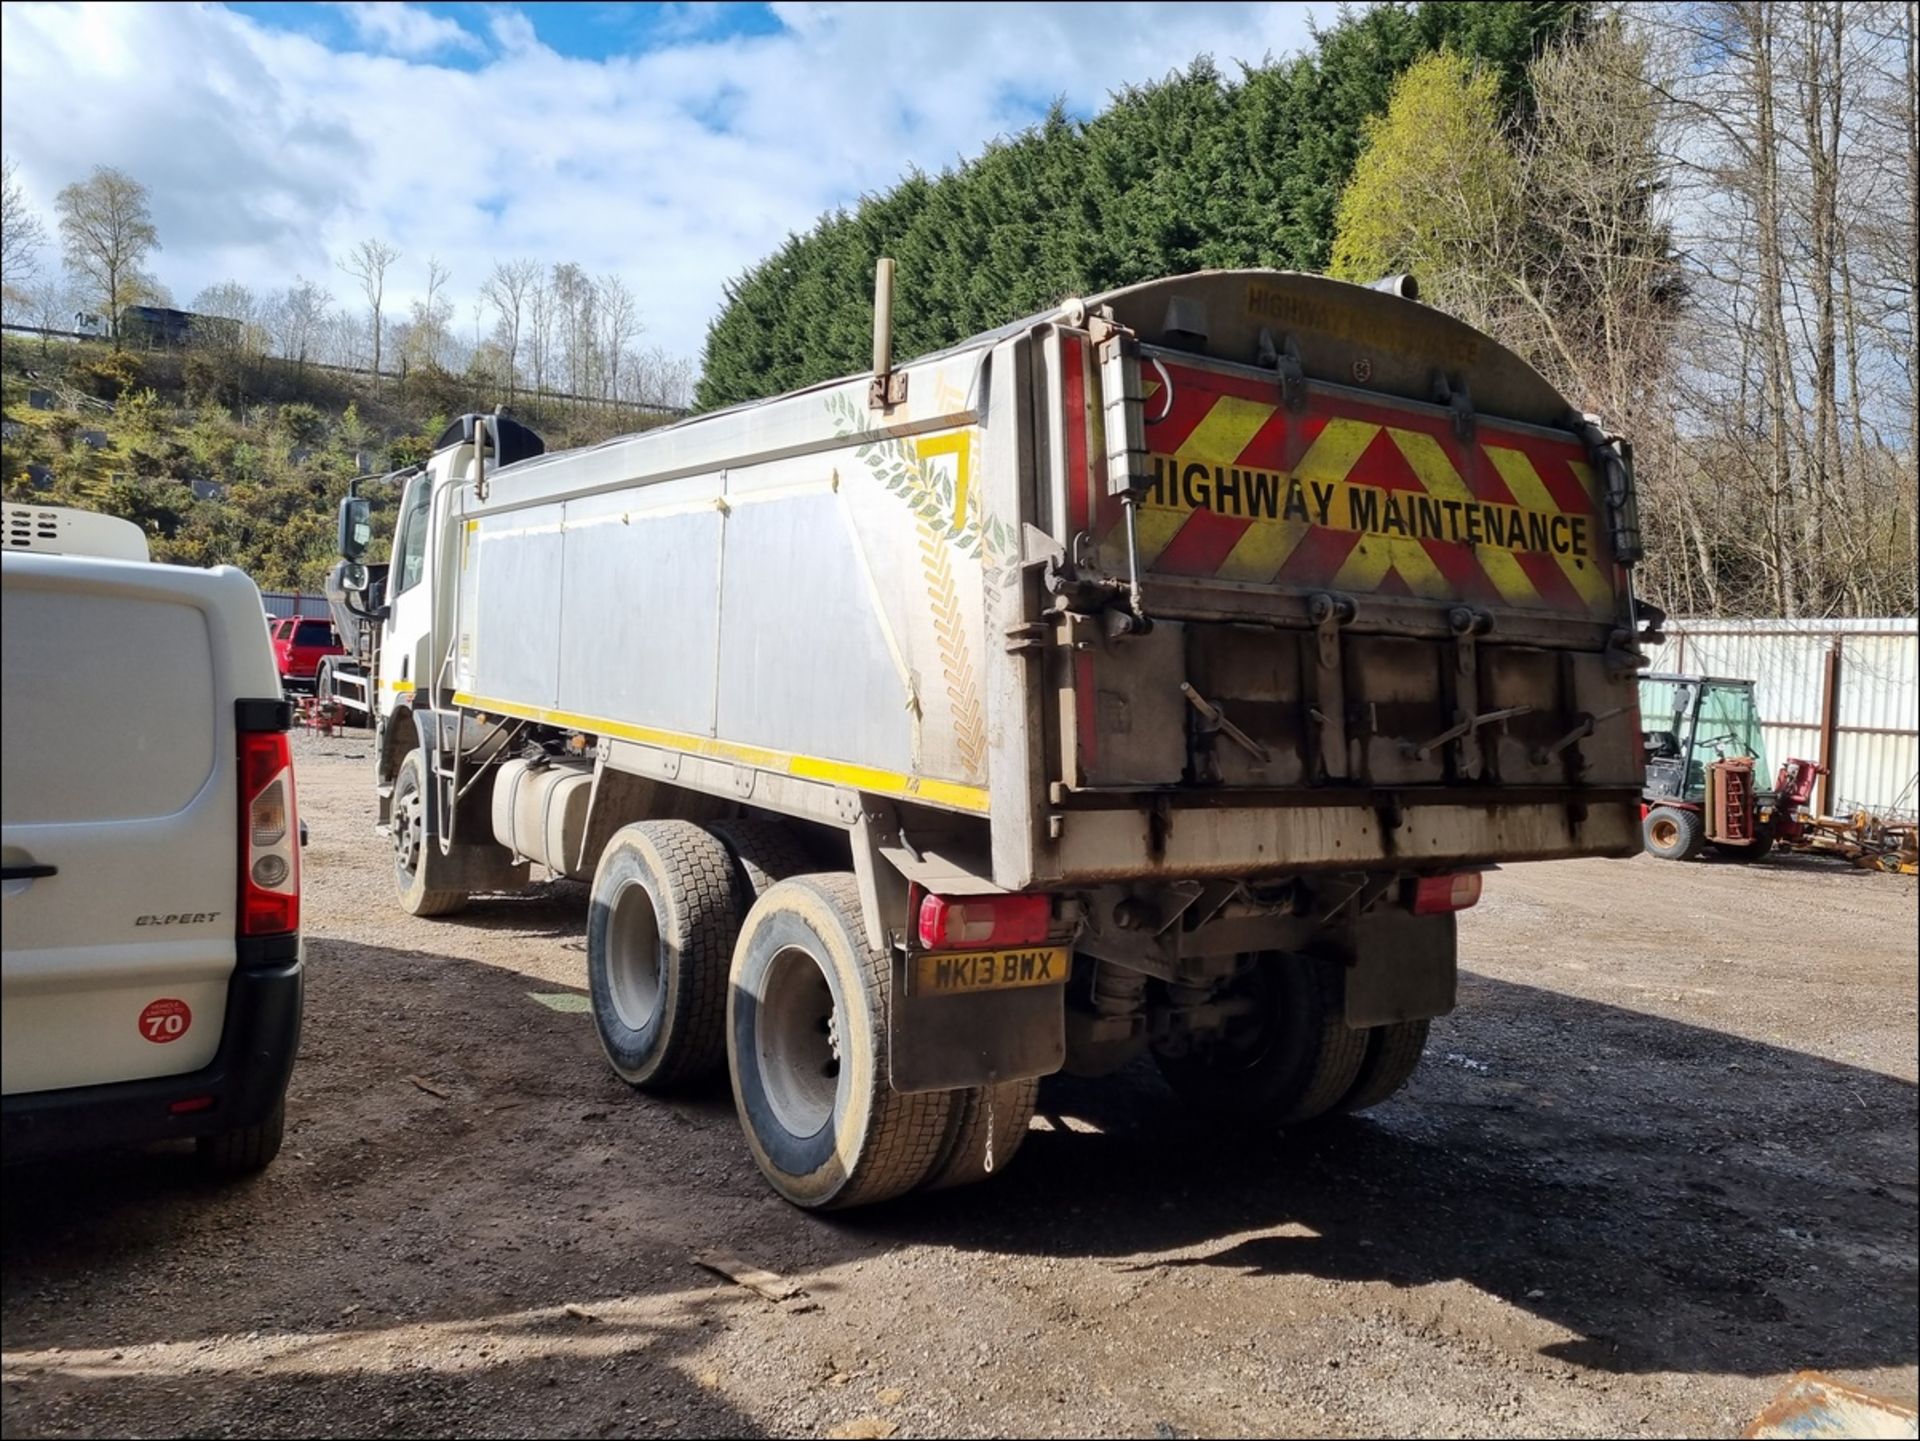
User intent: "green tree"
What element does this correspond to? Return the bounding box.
[54,166,160,350]
[1329,50,1518,324]
[694,1,1585,410]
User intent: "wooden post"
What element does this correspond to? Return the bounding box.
[1817,639,1842,816]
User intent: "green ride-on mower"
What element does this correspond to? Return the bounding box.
[1637,673,1819,862]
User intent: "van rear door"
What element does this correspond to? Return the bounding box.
[1,557,271,1093]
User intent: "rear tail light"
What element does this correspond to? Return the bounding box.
[917,892,1050,950]
[1409,871,1483,915]
[239,729,299,936]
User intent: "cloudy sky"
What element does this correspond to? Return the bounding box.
[1,1,1324,365]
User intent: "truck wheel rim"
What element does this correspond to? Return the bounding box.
[1651,817,1678,848]
[606,879,663,1032]
[758,944,839,1137]
[394,771,422,876]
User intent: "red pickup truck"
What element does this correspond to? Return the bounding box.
[268,616,344,691]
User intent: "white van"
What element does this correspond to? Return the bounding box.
[1,505,303,1172]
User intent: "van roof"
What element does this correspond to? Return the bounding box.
[4,505,151,563]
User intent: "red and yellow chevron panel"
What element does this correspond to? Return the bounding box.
[1069,347,1620,619]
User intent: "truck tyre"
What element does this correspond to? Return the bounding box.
[1153,954,1368,1125]
[1643,806,1706,861]
[315,657,335,704]
[197,1098,285,1175]
[709,818,815,911]
[587,821,740,1090]
[921,1078,1040,1192]
[393,750,469,916]
[728,874,953,1209]
[1334,1019,1430,1115]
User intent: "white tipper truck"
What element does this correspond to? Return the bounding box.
[333,267,1659,1209]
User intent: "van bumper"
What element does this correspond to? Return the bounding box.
[1,936,303,1162]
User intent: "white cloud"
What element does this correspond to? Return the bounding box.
[331,1,484,58]
[0,1,1325,368]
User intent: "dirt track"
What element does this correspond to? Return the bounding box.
[3,731,1916,1439]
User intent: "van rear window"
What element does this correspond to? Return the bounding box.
[1,584,215,825]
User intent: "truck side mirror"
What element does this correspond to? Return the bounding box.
[338,496,373,563]
[339,561,369,594]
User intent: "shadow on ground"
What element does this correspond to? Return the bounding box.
[4,921,1914,1436]
[864,970,1919,1380]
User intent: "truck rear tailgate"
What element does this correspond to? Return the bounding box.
[1100,353,1619,619]
[1022,320,1644,886]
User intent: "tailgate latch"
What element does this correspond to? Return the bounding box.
[1308,592,1357,780]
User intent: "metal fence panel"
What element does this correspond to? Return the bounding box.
[260,590,332,620]
[1647,618,1918,819]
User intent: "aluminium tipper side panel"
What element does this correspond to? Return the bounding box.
[452,353,1019,820]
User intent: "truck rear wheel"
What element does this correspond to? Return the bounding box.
[1334,1019,1430,1115]
[728,875,953,1209]
[1710,833,1775,862]
[587,821,739,1090]
[921,1078,1040,1192]
[393,751,468,916]
[1643,805,1706,861]
[709,817,815,910]
[1153,954,1368,1125]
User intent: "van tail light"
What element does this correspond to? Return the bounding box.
[239,729,299,936]
[917,892,1050,950]
[1410,871,1483,915]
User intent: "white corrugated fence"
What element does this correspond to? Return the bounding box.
[1646,617,1918,820]
[260,590,333,621]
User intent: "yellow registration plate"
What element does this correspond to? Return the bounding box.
[910,946,1069,998]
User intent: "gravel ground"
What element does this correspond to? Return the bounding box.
[3,729,1915,1439]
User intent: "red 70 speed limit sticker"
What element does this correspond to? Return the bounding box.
[138,998,192,1043]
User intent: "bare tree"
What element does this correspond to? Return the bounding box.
[267,276,332,376]
[339,237,400,385]
[1628,0,1915,617]
[192,280,265,355]
[54,166,160,350]
[526,274,555,393]
[1,154,48,305]
[483,257,539,397]
[23,273,71,354]
[596,273,641,402]
[405,255,453,372]
[550,262,595,399]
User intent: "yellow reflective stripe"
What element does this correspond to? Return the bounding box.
[1159,401,1328,579]
[1130,505,1192,569]
[1390,429,1540,608]
[1180,395,1276,469]
[1215,515,1311,583]
[1333,532,1452,597]
[1485,447,1613,613]
[450,692,991,814]
[1292,417,1378,485]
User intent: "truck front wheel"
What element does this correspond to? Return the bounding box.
[392,751,469,916]
[1152,954,1368,1126]
[728,875,953,1209]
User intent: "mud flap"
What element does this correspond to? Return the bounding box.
[1341,908,1458,1028]
[887,957,1065,1094]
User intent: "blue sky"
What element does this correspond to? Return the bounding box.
[2,2,1325,364]
[228,1,790,65]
